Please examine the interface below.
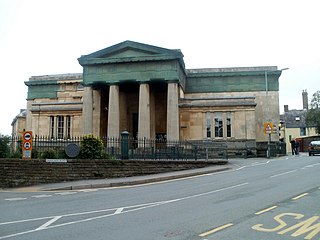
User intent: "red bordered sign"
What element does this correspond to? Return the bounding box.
[22,131,33,159]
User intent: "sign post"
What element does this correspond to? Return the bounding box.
[264,122,274,158]
[22,131,33,159]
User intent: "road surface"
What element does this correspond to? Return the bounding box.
[1,154,319,239]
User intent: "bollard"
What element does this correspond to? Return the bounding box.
[121,131,130,160]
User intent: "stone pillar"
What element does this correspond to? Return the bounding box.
[83,86,93,135]
[138,83,151,139]
[25,100,33,132]
[167,82,179,141]
[150,87,156,139]
[107,85,120,138]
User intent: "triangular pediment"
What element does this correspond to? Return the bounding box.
[78,40,184,66]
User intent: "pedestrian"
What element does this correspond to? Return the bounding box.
[295,140,300,155]
[290,138,296,155]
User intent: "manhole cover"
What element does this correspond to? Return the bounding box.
[65,143,80,158]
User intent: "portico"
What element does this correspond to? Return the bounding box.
[78,41,185,140]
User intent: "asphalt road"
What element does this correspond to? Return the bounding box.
[1,154,319,240]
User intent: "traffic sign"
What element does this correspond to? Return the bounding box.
[23,132,32,141]
[264,122,274,134]
[23,142,31,150]
[22,131,33,159]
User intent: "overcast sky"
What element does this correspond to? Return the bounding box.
[1,0,319,135]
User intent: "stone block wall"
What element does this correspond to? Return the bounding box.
[0,159,226,188]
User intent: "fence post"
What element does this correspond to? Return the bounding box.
[121,131,130,160]
[194,146,198,161]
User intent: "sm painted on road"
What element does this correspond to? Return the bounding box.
[252,212,320,239]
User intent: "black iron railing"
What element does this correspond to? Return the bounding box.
[0,135,286,160]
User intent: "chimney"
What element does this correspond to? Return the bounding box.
[302,90,308,109]
[284,105,289,112]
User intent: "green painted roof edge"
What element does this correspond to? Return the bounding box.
[25,80,58,86]
[187,70,282,78]
[79,54,182,65]
[78,40,184,66]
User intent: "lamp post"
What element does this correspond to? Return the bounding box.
[265,67,289,158]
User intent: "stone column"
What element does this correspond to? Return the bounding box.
[167,82,179,141]
[150,87,156,139]
[138,83,151,139]
[25,101,33,132]
[107,84,120,138]
[83,86,93,135]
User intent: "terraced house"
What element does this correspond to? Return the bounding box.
[14,41,285,153]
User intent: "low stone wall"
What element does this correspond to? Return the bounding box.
[0,158,227,188]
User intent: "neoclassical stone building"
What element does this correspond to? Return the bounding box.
[18,41,284,149]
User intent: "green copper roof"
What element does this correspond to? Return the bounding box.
[186,69,281,93]
[78,40,187,87]
[78,40,185,67]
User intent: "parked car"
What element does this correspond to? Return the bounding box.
[308,141,320,156]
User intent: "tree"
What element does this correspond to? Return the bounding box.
[79,135,105,159]
[0,134,10,158]
[306,90,320,134]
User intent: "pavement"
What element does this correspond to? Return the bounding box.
[7,154,301,192]
[8,164,232,192]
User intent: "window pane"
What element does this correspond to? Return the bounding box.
[66,116,71,139]
[50,116,54,139]
[214,112,223,138]
[206,112,211,138]
[227,112,231,137]
[57,116,64,139]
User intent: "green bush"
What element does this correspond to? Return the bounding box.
[79,135,105,159]
[0,135,10,158]
[41,150,57,159]
[10,149,22,158]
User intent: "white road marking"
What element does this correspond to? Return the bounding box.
[301,162,320,169]
[114,208,124,214]
[5,198,27,201]
[270,170,297,178]
[36,216,62,230]
[31,194,52,198]
[77,189,98,193]
[250,161,270,166]
[55,192,77,195]
[235,160,270,171]
[0,182,249,239]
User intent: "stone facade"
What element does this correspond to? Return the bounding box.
[24,73,83,138]
[13,41,285,149]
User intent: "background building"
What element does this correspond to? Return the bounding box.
[280,91,317,153]
[13,41,285,153]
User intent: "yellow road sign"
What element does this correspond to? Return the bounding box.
[264,122,274,134]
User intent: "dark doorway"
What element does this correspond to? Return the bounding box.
[132,113,138,140]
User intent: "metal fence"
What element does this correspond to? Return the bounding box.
[2,136,228,160]
[0,135,286,160]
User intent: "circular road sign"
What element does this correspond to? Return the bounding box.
[24,142,31,150]
[24,132,32,141]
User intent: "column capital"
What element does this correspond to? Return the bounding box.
[138,80,151,85]
[107,82,120,86]
[167,80,180,84]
